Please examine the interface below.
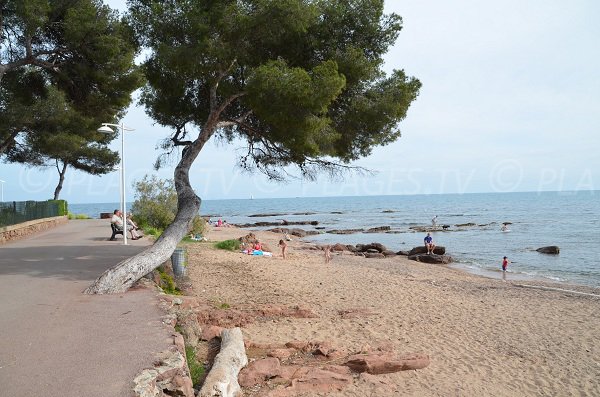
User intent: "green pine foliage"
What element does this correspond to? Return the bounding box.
[0,0,142,198]
[127,0,421,179]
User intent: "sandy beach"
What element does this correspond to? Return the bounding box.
[185,226,600,396]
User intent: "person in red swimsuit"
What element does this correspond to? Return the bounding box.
[502,256,509,272]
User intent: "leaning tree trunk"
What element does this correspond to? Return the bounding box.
[53,161,68,200]
[84,128,214,294]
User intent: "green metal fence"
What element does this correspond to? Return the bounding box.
[0,200,68,228]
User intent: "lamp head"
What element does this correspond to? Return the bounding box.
[97,125,115,134]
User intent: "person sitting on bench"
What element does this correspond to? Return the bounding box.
[111,209,141,240]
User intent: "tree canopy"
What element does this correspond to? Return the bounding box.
[128,0,421,180]
[0,0,141,155]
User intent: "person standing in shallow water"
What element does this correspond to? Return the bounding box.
[502,256,509,272]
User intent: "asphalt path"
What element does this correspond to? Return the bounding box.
[0,219,171,397]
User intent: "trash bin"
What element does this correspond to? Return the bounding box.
[171,247,186,277]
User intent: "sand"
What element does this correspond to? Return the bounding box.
[185,226,600,396]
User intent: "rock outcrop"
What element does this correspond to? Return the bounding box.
[408,253,453,264]
[536,246,560,254]
[408,246,446,256]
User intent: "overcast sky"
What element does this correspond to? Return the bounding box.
[2,0,598,203]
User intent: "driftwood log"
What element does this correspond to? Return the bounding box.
[199,328,248,397]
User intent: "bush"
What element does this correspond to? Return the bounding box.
[67,212,90,220]
[189,215,206,235]
[214,239,241,251]
[131,175,178,230]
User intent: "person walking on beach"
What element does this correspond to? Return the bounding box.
[279,239,287,259]
[502,256,510,272]
[424,232,435,254]
[431,215,438,227]
[324,245,332,264]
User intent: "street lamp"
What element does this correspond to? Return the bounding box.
[0,179,5,202]
[98,122,134,245]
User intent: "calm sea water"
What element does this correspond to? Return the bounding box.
[70,191,599,288]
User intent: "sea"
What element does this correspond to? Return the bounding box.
[70,191,599,289]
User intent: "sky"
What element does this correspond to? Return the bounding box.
[1,0,599,203]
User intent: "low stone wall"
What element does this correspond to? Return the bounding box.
[0,216,69,245]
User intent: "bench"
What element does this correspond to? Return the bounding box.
[110,223,124,241]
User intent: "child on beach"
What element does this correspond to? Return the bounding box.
[324,245,332,264]
[502,256,510,272]
[279,239,287,259]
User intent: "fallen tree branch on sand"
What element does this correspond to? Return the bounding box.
[199,328,248,397]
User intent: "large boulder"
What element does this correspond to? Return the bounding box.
[331,243,347,252]
[408,254,453,264]
[358,243,387,253]
[408,246,446,256]
[396,250,410,256]
[536,246,560,254]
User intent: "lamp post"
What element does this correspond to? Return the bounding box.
[98,122,134,245]
[0,179,5,202]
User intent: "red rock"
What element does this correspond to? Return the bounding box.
[285,340,309,351]
[238,358,281,387]
[200,325,224,341]
[267,367,352,396]
[170,374,194,397]
[312,341,335,357]
[344,353,430,374]
[267,349,295,360]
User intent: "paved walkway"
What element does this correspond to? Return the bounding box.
[0,219,172,397]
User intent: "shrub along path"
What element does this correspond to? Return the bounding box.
[0,219,172,397]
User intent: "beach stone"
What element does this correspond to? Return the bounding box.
[332,243,347,252]
[366,248,380,254]
[285,340,310,351]
[408,246,446,255]
[344,353,430,374]
[238,358,281,387]
[365,226,391,233]
[267,348,296,360]
[382,250,397,257]
[289,228,307,237]
[360,243,387,253]
[536,246,560,254]
[408,253,452,264]
[396,250,410,256]
[455,222,476,227]
[364,252,385,259]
